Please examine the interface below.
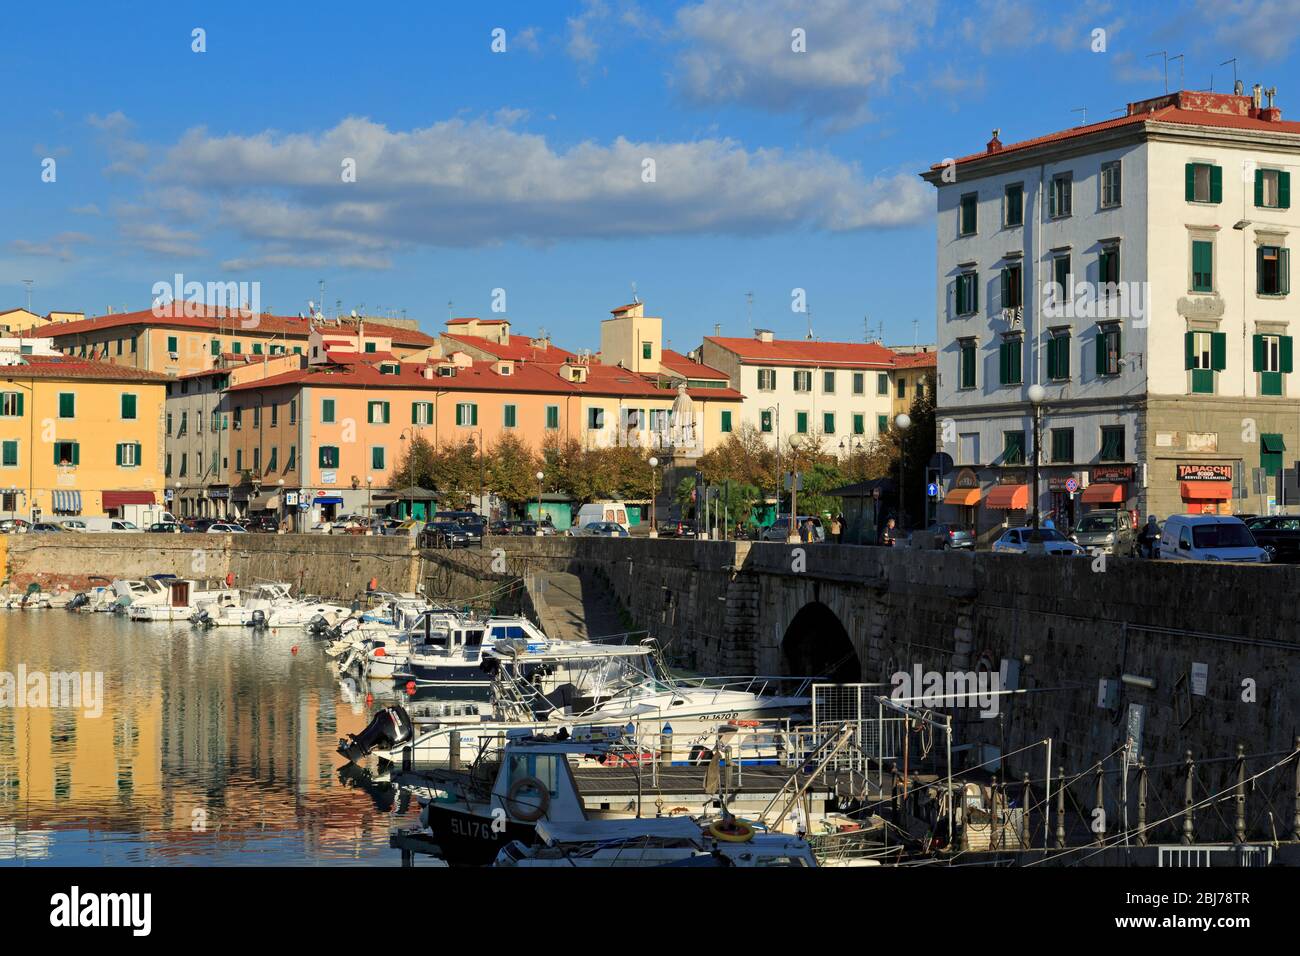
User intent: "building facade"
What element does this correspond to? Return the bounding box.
[924,88,1300,537]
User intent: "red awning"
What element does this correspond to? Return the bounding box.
[1180,481,1231,501]
[102,491,156,508]
[1080,482,1125,504]
[985,484,1029,510]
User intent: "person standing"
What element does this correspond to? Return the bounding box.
[830,513,841,542]
[879,517,897,547]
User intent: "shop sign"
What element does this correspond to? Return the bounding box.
[1175,463,1232,481]
[954,468,979,489]
[1047,474,1078,491]
[1090,465,1135,482]
[284,492,299,507]
[321,471,337,485]
[998,470,1026,484]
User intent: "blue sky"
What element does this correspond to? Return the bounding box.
[2,0,1296,351]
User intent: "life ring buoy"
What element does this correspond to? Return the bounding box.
[505,777,551,822]
[708,818,754,843]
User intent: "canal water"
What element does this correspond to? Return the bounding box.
[0,611,417,865]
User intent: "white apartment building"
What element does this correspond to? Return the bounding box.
[923,87,1300,536]
[699,332,901,454]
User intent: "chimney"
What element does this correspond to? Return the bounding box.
[756,329,774,343]
[986,128,1003,153]
[1253,83,1263,109]
[1260,86,1283,122]
[714,323,721,336]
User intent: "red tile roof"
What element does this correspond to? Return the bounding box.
[441,332,576,363]
[891,351,937,369]
[658,349,729,379]
[704,336,899,368]
[446,317,508,326]
[42,306,436,347]
[0,355,169,382]
[322,348,399,364]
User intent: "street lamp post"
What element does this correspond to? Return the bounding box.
[895,413,912,531]
[277,478,285,534]
[535,471,545,536]
[1028,384,1046,542]
[648,456,659,538]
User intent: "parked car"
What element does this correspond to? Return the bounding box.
[1069,510,1137,556]
[569,521,630,538]
[1243,515,1300,563]
[761,516,825,542]
[243,515,281,533]
[420,520,473,549]
[659,518,699,538]
[1159,515,1269,563]
[0,519,31,534]
[29,522,68,533]
[80,517,140,533]
[54,518,89,531]
[206,523,248,534]
[184,517,221,532]
[574,501,630,531]
[146,522,191,533]
[991,527,1084,556]
[925,523,975,550]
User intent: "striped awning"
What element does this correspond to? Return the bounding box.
[52,490,82,514]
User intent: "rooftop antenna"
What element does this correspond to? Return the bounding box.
[863,314,871,343]
[745,291,754,333]
[447,300,453,323]
[1168,53,1184,90]
[805,303,814,341]
[1221,58,1239,92]
[318,279,326,318]
[631,281,639,305]
[1147,51,1168,93]
[912,318,919,348]
[1071,106,1087,126]
[21,279,33,312]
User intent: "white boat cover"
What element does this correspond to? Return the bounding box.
[535,817,702,845]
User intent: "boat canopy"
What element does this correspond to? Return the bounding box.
[535,818,702,845]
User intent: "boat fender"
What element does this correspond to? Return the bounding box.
[708,818,754,843]
[505,777,550,822]
[225,573,235,587]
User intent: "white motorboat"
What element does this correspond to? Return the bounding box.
[110,576,172,611]
[193,582,350,629]
[128,579,240,622]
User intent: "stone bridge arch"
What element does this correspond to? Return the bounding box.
[778,599,862,683]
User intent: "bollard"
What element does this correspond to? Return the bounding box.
[1094,763,1105,846]
[659,723,673,767]
[1234,743,1246,845]
[1182,750,1195,846]
[1055,766,1066,849]
[1136,757,1148,848]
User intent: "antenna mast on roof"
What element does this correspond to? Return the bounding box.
[1220,58,1239,93]
[1071,106,1087,126]
[912,318,919,349]
[746,291,754,333]
[21,280,33,313]
[631,281,639,305]
[1147,51,1168,93]
[318,280,326,319]
[1169,53,1184,90]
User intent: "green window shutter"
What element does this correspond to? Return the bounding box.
[1257,247,1265,294]
[470,404,478,427]
[1262,371,1283,396]
[853,413,864,435]
[1282,248,1291,295]
[134,443,142,465]
[59,393,74,417]
[115,443,123,466]
[504,405,517,428]
[411,402,419,424]
[1096,334,1107,376]
[1211,332,1227,371]
[121,393,136,419]
[1209,165,1222,203]
[823,412,834,434]
[2,442,16,468]
[72,443,79,466]
[878,414,889,434]
[998,343,1008,384]
[796,412,808,433]
[322,399,335,423]
[999,268,1009,306]
[372,447,384,469]
[211,339,220,356]
[383,402,391,424]
[1255,168,1264,207]
[1186,332,1196,370]
[1281,171,1292,209]
[167,335,178,353]
[1281,335,1294,373]
[1184,163,1195,201]
[720,410,731,432]
[15,393,22,417]
[1253,334,1265,372]
[1058,337,1070,379]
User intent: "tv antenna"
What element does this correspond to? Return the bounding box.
[745,291,754,332]
[631,281,639,305]
[1071,106,1087,126]
[1168,53,1184,90]
[1220,57,1238,92]
[21,279,33,312]
[1147,51,1168,93]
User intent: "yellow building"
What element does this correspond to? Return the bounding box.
[0,308,83,335]
[0,355,168,520]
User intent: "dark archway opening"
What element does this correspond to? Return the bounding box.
[780,602,861,683]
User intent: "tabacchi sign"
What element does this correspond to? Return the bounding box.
[1176,463,1233,482]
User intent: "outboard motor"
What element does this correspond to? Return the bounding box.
[67,593,87,611]
[307,614,329,635]
[338,705,413,764]
[250,608,267,629]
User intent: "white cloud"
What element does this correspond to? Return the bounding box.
[9,232,92,262]
[1199,0,1300,61]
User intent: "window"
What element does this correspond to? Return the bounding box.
[822,412,835,435]
[179,410,189,435]
[545,405,559,430]
[1100,160,1122,207]
[266,448,276,472]
[251,408,259,429]
[233,342,242,354]
[364,341,377,353]
[1000,263,1022,310]
[877,372,889,395]
[1255,168,1291,209]
[959,432,980,465]
[0,392,23,417]
[211,339,221,356]
[959,340,977,389]
[873,414,887,435]
[853,413,864,435]
[1,441,17,468]
[760,410,773,433]
[1191,240,1213,292]
[1185,330,1225,393]
[998,337,1022,386]
[1096,324,1121,377]
[53,440,79,466]
[1004,183,1023,227]
[1049,173,1072,218]
[1098,245,1119,293]
[852,372,864,395]
[720,410,732,433]
[252,343,263,355]
[321,399,335,423]
[1262,433,1286,476]
[822,370,835,394]
[58,392,74,418]
[233,407,243,430]
[210,410,220,433]
[412,401,433,425]
[757,368,776,391]
[793,370,812,392]
[1052,255,1071,308]
[319,446,339,468]
[1099,426,1125,462]
[1051,428,1074,464]
[116,339,123,356]
[372,446,385,470]
[286,446,296,471]
[1253,333,1293,396]
[641,341,652,360]
[270,404,278,427]
[897,376,906,398]
[796,412,808,434]
[1003,431,1026,465]
[959,192,977,235]
[367,400,391,424]
[1185,162,1222,203]
[167,335,178,354]
[290,400,297,425]
[165,453,172,477]
[459,403,480,427]
[1257,245,1289,296]
[503,404,517,428]
[955,271,979,315]
[1046,331,1071,381]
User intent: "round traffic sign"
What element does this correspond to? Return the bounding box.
[1065,477,1079,494]
[926,482,939,498]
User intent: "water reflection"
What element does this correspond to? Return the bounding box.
[0,611,415,865]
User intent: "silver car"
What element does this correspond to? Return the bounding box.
[991,527,1084,556]
[1070,510,1137,556]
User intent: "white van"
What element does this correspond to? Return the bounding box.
[1157,515,1269,563]
[575,501,630,531]
[80,517,140,533]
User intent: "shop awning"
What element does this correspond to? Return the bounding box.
[1081,482,1125,504]
[51,490,82,514]
[946,487,982,506]
[248,493,280,511]
[1180,481,1232,501]
[313,495,344,506]
[986,484,1028,510]
[1263,434,1287,454]
[102,491,155,509]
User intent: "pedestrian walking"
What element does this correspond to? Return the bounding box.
[879,516,897,547]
